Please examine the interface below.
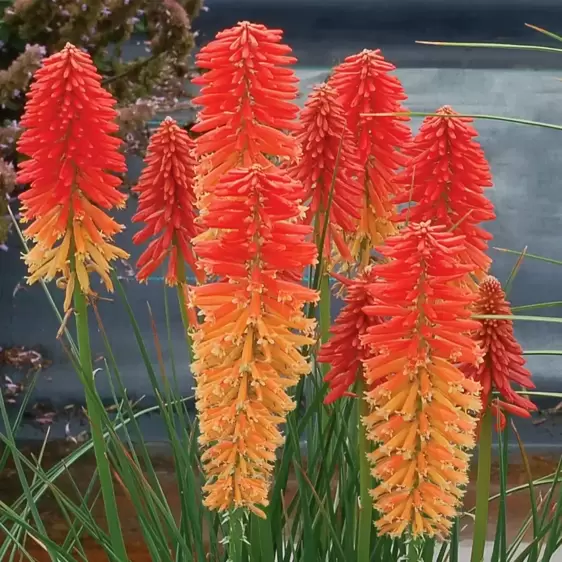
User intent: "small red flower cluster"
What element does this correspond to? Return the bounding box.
[290,83,363,263]
[318,268,382,403]
[132,117,201,285]
[461,276,537,430]
[396,106,496,282]
[192,22,300,201]
[328,49,412,264]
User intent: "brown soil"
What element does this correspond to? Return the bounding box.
[0,443,559,561]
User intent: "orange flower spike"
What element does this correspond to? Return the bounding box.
[192,22,300,202]
[132,117,202,285]
[317,268,383,403]
[17,43,128,310]
[396,106,496,280]
[461,276,537,431]
[328,49,412,265]
[190,165,318,515]
[361,222,483,538]
[290,84,363,262]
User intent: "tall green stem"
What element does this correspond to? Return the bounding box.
[175,255,193,361]
[319,271,331,441]
[73,283,128,560]
[357,378,372,562]
[471,410,493,562]
[228,508,245,562]
[408,538,423,562]
[319,271,331,350]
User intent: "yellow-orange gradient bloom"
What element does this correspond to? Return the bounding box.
[328,49,411,266]
[362,222,482,538]
[192,21,300,206]
[190,165,318,517]
[17,43,128,310]
[132,116,202,285]
[461,276,536,430]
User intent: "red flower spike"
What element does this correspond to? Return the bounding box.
[132,116,202,285]
[192,21,300,201]
[461,276,536,431]
[395,105,496,281]
[290,84,363,262]
[328,49,411,264]
[361,222,483,538]
[190,165,318,516]
[194,166,316,280]
[318,268,383,403]
[17,43,128,310]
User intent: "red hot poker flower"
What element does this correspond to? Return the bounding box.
[328,49,411,265]
[190,165,318,516]
[290,84,363,263]
[318,267,382,403]
[132,116,202,285]
[361,222,482,538]
[192,21,300,200]
[395,106,496,281]
[461,276,536,430]
[17,43,128,310]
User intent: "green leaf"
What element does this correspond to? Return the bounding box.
[525,23,562,43]
[473,314,562,323]
[362,111,562,132]
[416,40,562,54]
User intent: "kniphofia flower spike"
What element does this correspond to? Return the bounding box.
[461,276,536,430]
[192,21,300,207]
[362,222,482,538]
[329,49,411,266]
[17,43,128,310]
[132,116,202,285]
[290,83,363,263]
[318,267,382,403]
[190,165,318,517]
[396,105,496,282]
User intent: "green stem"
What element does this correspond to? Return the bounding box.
[357,378,372,562]
[364,110,562,132]
[175,256,193,361]
[228,509,245,562]
[319,271,331,440]
[73,284,128,561]
[471,411,493,562]
[408,538,423,562]
[319,271,331,349]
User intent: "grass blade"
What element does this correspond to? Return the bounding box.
[510,421,539,562]
[512,302,562,313]
[504,246,527,296]
[416,40,562,54]
[494,248,562,267]
[525,23,562,43]
[491,420,509,562]
[361,111,562,132]
[473,314,562,324]
[471,411,493,562]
